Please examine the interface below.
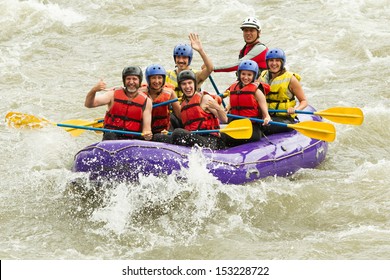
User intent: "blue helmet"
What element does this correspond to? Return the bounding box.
[122,66,143,85]
[265,48,286,69]
[237,60,259,82]
[145,64,166,86]
[173,44,193,65]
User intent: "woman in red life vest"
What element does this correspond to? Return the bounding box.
[84,66,153,141]
[140,64,181,143]
[223,60,271,147]
[171,70,227,150]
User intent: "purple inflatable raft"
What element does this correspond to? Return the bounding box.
[72,106,328,185]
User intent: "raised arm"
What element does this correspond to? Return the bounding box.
[85,79,114,108]
[214,43,268,73]
[189,33,213,84]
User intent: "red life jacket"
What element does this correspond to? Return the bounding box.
[104,88,147,137]
[259,82,270,95]
[151,88,171,133]
[229,82,260,118]
[239,42,268,71]
[181,92,220,136]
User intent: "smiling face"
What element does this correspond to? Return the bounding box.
[148,75,164,90]
[124,75,140,93]
[239,70,255,85]
[267,58,283,73]
[242,27,259,44]
[179,79,195,97]
[175,55,190,71]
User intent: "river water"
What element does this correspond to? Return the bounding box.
[1,0,389,262]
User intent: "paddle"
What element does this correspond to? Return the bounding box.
[5,98,181,136]
[5,112,94,137]
[5,112,48,129]
[56,118,252,139]
[227,114,336,142]
[63,118,104,135]
[269,107,364,125]
[209,75,226,107]
[154,98,179,108]
[65,97,180,133]
[188,118,252,139]
[57,123,143,136]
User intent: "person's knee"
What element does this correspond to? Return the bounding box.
[170,114,183,129]
[102,132,118,141]
[172,128,190,145]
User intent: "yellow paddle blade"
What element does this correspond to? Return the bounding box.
[221,119,252,139]
[5,112,99,137]
[288,121,336,142]
[315,107,364,125]
[60,120,96,136]
[64,118,104,135]
[64,119,101,130]
[5,112,49,128]
[92,119,104,133]
[92,119,104,128]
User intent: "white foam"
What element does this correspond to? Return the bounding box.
[26,0,86,27]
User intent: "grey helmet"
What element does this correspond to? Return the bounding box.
[177,70,197,92]
[122,66,143,85]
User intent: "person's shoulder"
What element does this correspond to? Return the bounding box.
[256,41,267,46]
[284,70,300,78]
[204,91,223,105]
[139,84,148,93]
[108,87,121,96]
[136,90,149,98]
[166,69,176,75]
[291,72,302,82]
[164,83,176,91]
[253,42,268,51]
[201,91,215,101]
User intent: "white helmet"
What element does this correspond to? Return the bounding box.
[240,17,261,31]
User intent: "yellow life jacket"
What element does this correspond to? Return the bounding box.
[166,69,198,102]
[260,70,301,117]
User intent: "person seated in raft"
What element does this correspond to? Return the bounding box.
[222,60,271,147]
[84,66,153,141]
[170,70,227,150]
[258,48,308,135]
[139,64,181,143]
[166,33,214,129]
